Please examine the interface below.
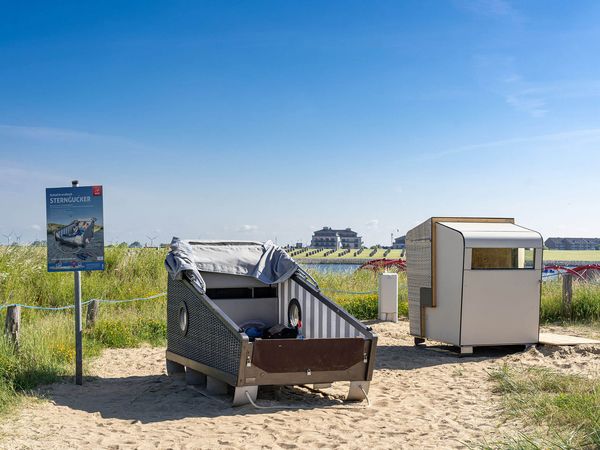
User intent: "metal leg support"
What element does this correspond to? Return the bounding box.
[233,386,258,406]
[460,346,474,355]
[185,367,207,386]
[347,381,370,401]
[206,376,229,395]
[166,359,185,376]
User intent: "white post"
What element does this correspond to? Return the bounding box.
[378,272,398,322]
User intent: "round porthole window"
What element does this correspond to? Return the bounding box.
[288,298,302,328]
[178,302,189,335]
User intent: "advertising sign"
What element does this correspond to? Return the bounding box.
[46,185,105,272]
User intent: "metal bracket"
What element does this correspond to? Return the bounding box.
[420,287,433,307]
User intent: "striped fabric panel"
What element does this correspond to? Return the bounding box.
[277,279,364,339]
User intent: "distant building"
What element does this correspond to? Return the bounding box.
[392,235,406,249]
[545,237,600,250]
[310,227,363,249]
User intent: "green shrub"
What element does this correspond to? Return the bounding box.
[89,315,166,348]
[86,297,166,348]
[337,295,378,320]
[90,320,141,348]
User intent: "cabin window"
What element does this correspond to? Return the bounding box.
[178,302,189,335]
[470,248,536,270]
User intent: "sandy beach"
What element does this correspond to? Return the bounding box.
[1,320,599,450]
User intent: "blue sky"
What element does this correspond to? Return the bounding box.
[1,0,600,246]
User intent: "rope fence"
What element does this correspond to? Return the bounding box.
[1,292,168,344]
[0,284,396,343]
[321,288,378,295]
[0,302,93,311]
[0,292,167,311]
[321,283,408,295]
[4,271,594,311]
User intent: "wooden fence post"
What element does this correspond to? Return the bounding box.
[4,305,21,346]
[562,274,573,320]
[86,299,99,329]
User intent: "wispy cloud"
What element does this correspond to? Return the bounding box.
[0,124,96,141]
[0,124,146,150]
[424,128,600,160]
[474,53,600,117]
[505,92,547,117]
[238,224,258,233]
[0,164,66,186]
[455,0,519,19]
[508,79,600,117]
[366,219,379,229]
[472,56,547,117]
[500,72,550,117]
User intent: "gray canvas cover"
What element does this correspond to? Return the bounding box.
[165,238,299,294]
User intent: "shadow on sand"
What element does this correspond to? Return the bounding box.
[40,341,528,423]
[375,343,527,371]
[39,373,361,423]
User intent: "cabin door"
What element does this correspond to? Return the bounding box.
[460,247,542,346]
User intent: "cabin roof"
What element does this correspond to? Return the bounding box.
[438,222,543,248]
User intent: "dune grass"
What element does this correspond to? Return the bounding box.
[1,302,167,395]
[0,301,168,415]
[311,269,408,319]
[0,312,97,414]
[0,246,169,415]
[484,365,600,449]
[541,279,600,324]
[0,245,167,308]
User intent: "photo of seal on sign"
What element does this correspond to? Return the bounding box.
[46,184,105,272]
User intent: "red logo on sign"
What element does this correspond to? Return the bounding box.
[92,186,102,196]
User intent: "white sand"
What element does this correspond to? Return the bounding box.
[1,320,599,449]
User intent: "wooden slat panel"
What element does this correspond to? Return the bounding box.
[252,338,364,373]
